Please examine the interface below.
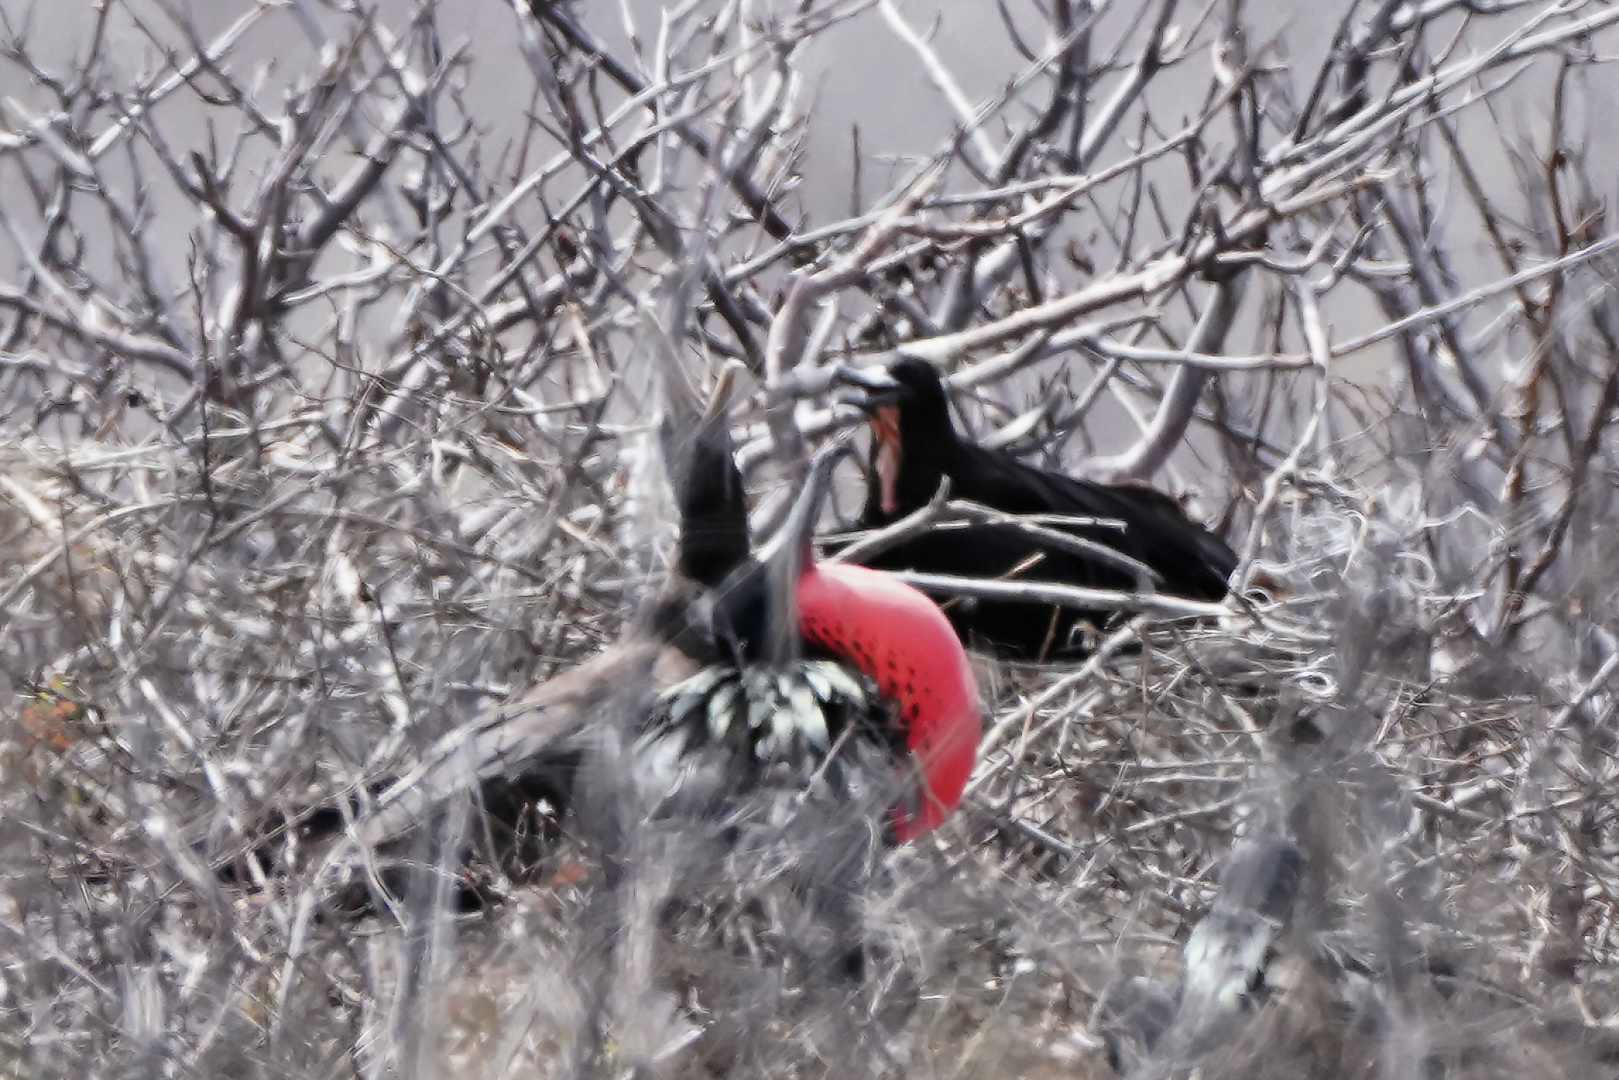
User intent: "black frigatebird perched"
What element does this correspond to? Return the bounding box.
[632,392,983,843]
[833,358,1237,661]
[221,364,982,909]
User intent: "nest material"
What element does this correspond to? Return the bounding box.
[3,430,1618,1080]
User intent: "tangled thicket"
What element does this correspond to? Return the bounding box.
[4,1,1619,1077]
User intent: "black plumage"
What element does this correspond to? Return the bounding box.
[668,412,752,594]
[835,359,1237,660]
[215,403,896,913]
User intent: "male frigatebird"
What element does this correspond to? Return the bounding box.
[834,358,1237,661]
[222,367,982,908]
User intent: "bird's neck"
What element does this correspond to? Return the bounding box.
[864,437,953,524]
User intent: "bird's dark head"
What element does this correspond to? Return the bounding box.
[657,422,763,669]
[668,425,751,591]
[836,359,953,429]
[834,359,957,522]
[664,361,752,591]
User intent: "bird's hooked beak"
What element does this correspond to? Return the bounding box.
[832,366,904,517]
[661,359,747,498]
[832,364,902,410]
[699,359,747,429]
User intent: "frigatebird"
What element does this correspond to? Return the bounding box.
[220,366,982,909]
[834,358,1236,661]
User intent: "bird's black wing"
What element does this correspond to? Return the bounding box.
[850,523,1116,660]
[953,443,1237,601]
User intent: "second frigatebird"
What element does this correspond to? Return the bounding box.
[834,358,1237,661]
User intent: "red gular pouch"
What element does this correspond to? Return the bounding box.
[794,560,982,841]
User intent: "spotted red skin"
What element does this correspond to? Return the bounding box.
[795,561,983,840]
